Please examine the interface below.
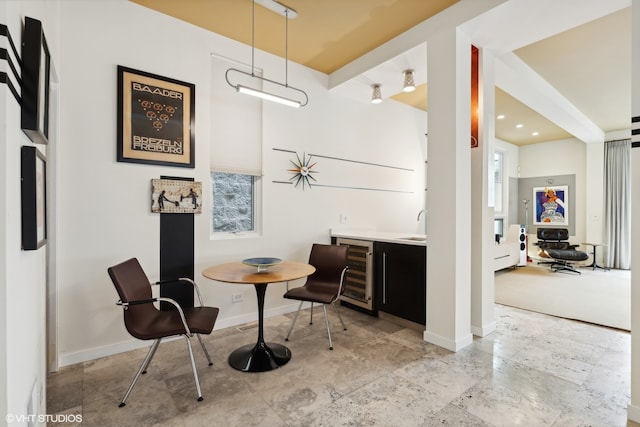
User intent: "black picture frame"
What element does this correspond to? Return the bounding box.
[117,65,195,168]
[21,17,50,145]
[21,146,47,250]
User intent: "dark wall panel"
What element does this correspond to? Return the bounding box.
[159,176,194,309]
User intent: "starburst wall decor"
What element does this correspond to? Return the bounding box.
[288,152,318,189]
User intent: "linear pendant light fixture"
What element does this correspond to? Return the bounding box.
[225,0,308,108]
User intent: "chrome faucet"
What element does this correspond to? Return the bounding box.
[417,209,425,221]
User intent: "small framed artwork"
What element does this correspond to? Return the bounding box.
[21,146,47,250]
[117,66,195,168]
[151,178,202,214]
[21,17,50,145]
[533,185,568,226]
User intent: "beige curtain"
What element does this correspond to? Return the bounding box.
[603,139,631,269]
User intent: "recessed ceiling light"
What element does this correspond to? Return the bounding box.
[532,131,539,136]
[497,114,505,120]
[516,124,523,128]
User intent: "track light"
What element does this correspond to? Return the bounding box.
[402,69,415,93]
[371,84,382,104]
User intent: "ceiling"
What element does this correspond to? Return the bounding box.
[130,0,631,146]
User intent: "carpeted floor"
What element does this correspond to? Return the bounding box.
[495,263,630,331]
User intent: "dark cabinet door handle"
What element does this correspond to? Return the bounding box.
[382,252,387,304]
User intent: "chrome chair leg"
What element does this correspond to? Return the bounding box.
[322,305,334,350]
[196,334,213,366]
[285,301,303,341]
[140,337,161,374]
[119,339,161,407]
[309,302,314,324]
[331,302,347,331]
[184,335,203,402]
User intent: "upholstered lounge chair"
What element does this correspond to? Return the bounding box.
[535,228,589,274]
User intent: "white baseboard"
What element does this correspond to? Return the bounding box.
[58,302,303,367]
[423,330,473,352]
[628,403,640,422]
[471,321,496,337]
[58,338,153,368]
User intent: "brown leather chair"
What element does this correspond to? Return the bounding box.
[283,244,349,350]
[107,258,219,407]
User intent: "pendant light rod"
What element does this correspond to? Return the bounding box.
[226,0,308,107]
[251,0,256,77]
[285,8,289,86]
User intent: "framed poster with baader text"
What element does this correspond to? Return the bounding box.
[117,65,195,168]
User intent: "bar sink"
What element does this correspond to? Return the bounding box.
[399,236,426,241]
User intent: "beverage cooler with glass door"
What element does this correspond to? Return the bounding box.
[335,238,375,314]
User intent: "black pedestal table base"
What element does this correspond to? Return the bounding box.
[228,283,292,372]
[228,341,291,372]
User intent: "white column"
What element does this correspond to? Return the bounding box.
[0,1,8,422]
[628,1,640,422]
[424,27,473,351]
[471,47,496,337]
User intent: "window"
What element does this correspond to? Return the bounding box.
[210,54,263,237]
[494,151,504,213]
[494,218,504,238]
[211,172,258,234]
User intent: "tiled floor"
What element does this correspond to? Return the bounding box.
[48,304,638,426]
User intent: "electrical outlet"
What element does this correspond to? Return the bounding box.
[340,213,348,224]
[232,293,243,303]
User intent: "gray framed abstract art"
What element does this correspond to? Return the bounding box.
[21,17,51,145]
[21,146,47,250]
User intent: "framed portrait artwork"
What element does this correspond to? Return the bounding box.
[21,146,47,250]
[117,66,195,168]
[21,17,50,145]
[533,185,568,226]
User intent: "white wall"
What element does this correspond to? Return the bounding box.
[2,0,59,421]
[629,3,640,421]
[1,1,8,420]
[517,138,587,245]
[56,0,426,365]
[498,133,624,265]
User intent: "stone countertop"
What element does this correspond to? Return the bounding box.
[331,228,427,246]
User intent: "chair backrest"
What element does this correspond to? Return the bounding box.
[107,258,158,339]
[537,227,569,241]
[306,244,349,297]
[108,257,153,303]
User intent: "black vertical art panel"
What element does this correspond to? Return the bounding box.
[160,176,194,310]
